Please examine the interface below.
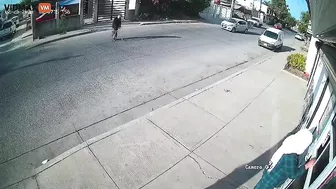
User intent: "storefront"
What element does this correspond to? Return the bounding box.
[279,0,336,188]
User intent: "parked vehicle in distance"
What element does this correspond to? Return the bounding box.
[221,18,248,33]
[274,23,282,30]
[11,16,19,26]
[295,33,304,41]
[0,20,16,40]
[248,17,262,27]
[258,28,284,51]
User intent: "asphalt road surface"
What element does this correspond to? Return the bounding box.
[0,22,296,187]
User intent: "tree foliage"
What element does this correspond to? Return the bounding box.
[20,0,32,6]
[298,11,309,34]
[300,11,310,24]
[269,0,288,22]
[268,0,297,28]
[286,15,296,27]
[150,0,210,17]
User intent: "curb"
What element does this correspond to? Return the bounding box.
[282,70,308,83]
[25,30,94,50]
[29,52,274,178]
[139,20,199,26]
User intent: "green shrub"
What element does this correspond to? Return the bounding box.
[287,53,306,72]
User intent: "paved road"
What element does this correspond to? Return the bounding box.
[0,22,296,187]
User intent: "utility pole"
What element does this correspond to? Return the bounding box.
[259,0,262,18]
[230,0,235,18]
[251,0,255,17]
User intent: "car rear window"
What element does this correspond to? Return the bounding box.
[225,18,236,23]
[263,30,278,40]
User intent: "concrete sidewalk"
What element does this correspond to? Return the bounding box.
[5,51,307,189]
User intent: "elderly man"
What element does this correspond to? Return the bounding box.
[254,129,316,189]
[112,15,121,40]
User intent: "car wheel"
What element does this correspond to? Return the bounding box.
[231,28,236,33]
[244,29,248,34]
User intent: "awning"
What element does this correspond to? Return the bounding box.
[309,0,336,43]
[59,0,79,6]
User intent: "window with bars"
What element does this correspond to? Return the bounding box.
[304,113,336,188]
[283,94,336,189]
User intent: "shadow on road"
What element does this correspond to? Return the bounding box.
[116,35,181,41]
[278,46,296,53]
[234,31,262,36]
[245,31,262,36]
[261,26,269,29]
[205,126,301,189]
[0,54,83,77]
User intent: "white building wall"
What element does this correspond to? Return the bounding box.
[306,36,319,76]
[199,3,231,21]
[236,0,266,11]
[235,0,268,21]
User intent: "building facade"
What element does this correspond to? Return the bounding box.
[83,0,128,23]
[278,36,336,189]
[235,0,268,22]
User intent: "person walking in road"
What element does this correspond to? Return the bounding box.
[254,129,316,189]
[112,15,122,40]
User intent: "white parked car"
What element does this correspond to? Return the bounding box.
[295,33,304,41]
[221,18,248,33]
[258,28,284,51]
[0,21,16,40]
[247,17,262,27]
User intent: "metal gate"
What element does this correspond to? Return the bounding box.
[112,0,126,18]
[98,0,113,20]
[83,0,94,23]
[97,0,125,21]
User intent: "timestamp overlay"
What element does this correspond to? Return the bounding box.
[245,164,270,170]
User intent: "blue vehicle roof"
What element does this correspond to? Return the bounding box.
[60,0,79,6]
